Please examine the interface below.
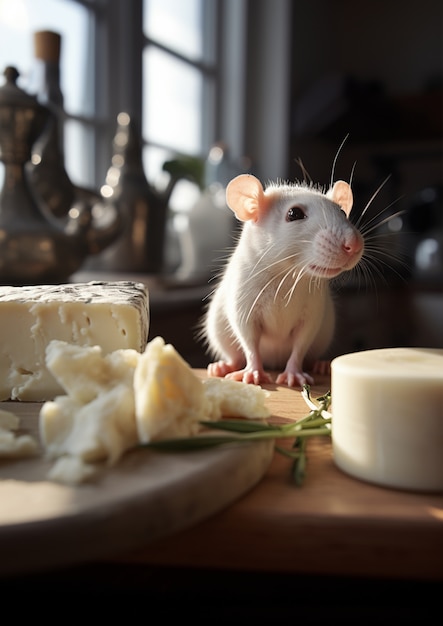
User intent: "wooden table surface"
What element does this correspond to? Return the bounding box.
[115,371,443,582]
[3,370,442,623]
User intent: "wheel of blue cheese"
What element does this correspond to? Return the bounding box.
[331,347,443,492]
[0,281,149,401]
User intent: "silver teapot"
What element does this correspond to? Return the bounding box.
[0,66,122,285]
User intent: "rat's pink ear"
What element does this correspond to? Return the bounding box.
[226,174,267,222]
[328,180,353,217]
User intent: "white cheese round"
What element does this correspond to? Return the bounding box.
[331,347,443,492]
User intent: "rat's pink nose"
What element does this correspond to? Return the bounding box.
[342,234,363,256]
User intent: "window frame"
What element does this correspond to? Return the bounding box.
[6,0,291,189]
[72,0,226,188]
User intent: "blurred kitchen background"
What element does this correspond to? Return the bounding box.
[0,0,441,365]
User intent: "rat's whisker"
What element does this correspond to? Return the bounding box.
[285,263,311,302]
[249,249,304,281]
[349,161,357,189]
[364,241,411,277]
[355,175,392,228]
[361,208,407,237]
[330,134,349,187]
[295,157,312,184]
[278,267,299,303]
[246,241,278,277]
[269,264,295,301]
[244,268,288,323]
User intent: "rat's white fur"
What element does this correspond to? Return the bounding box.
[202,175,363,387]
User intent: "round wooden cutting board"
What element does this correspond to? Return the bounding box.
[0,401,274,577]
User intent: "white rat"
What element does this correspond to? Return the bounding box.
[201,173,364,387]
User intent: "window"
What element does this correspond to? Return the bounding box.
[0,0,219,194]
[142,0,218,195]
[0,0,291,199]
[0,0,93,185]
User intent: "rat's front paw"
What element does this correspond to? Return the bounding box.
[207,360,238,378]
[226,368,273,385]
[276,369,314,388]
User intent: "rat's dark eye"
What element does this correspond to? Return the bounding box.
[286,205,306,222]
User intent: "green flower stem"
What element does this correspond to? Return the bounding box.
[296,417,331,429]
[146,435,247,451]
[199,419,273,432]
[293,441,307,485]
[275,445,302,459]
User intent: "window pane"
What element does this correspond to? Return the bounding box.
[0,0,91,116]
[143,46,202,155]
[143,145,175,189]
[64,119,95,187]
[144,0,204,61]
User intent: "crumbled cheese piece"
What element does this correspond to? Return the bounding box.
[0,409,38,458]
[39,342,139,464]
[202,377,271,420]
[47,456,97,485]
[38,336,271,485]
[134,336,206,443]
[0,409,19,430]
[45,340,140,405]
